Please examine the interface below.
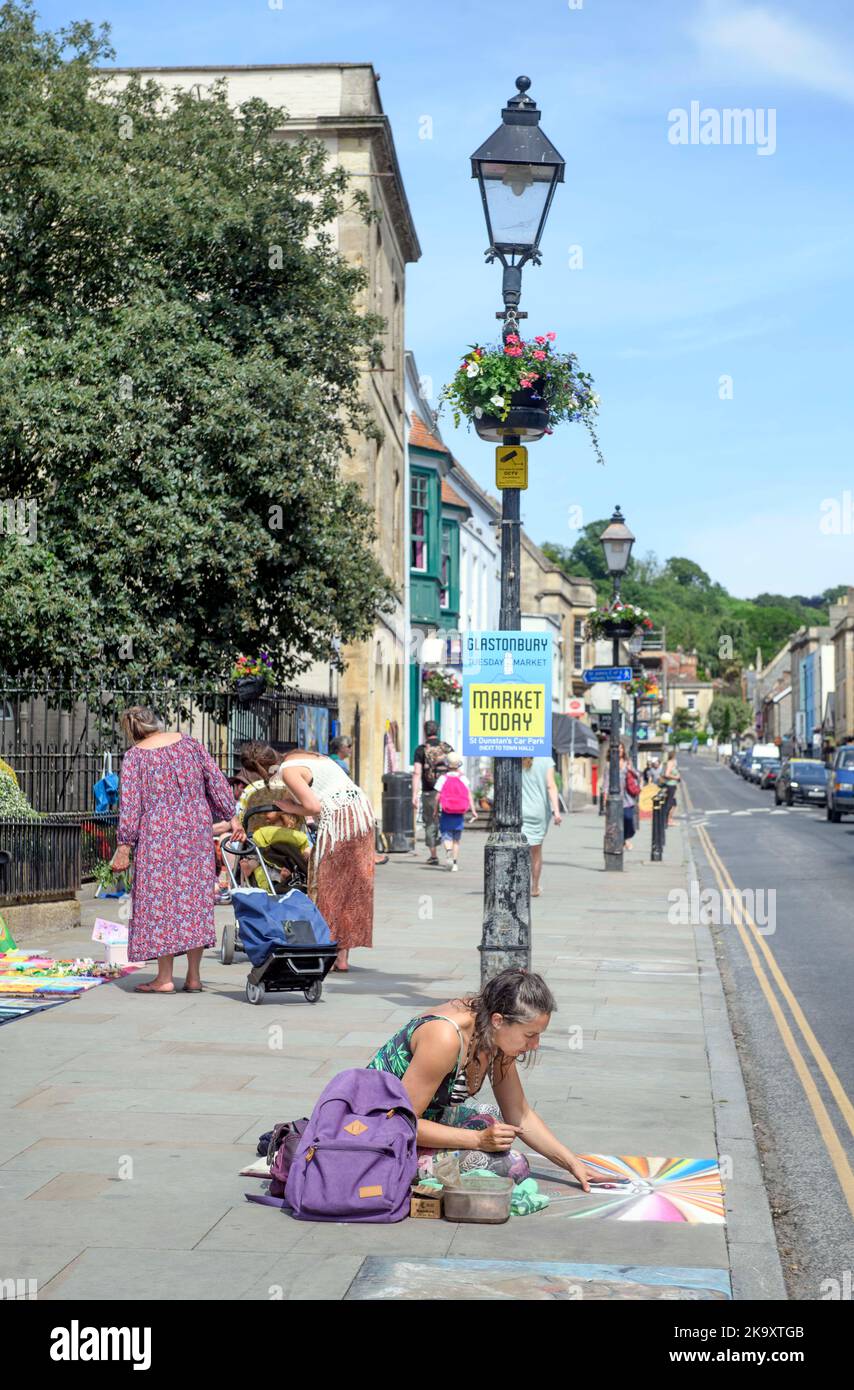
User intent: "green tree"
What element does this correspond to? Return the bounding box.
[0,2,393,681]
[664,557,712,590]
[708,695,753,740]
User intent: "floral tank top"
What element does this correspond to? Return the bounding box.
[366,1014,473,1122]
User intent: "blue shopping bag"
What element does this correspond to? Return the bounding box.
[93,752,119,814]
[231,887,335,967]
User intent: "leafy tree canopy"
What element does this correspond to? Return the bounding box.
[0,1,393,682]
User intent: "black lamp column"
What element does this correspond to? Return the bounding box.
[471,78,564,983]
[599,507,635,873]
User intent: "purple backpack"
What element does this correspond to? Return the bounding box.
[284,1069,417,1223]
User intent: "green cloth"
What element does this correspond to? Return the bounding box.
[510,1177,549,1216]
[0,915,16,953]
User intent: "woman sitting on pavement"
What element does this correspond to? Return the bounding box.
[366,968,594,1191]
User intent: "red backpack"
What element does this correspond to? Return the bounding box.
[438,772,470,814]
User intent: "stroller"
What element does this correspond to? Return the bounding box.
[220,789,311,964]
[218,807,337,1006]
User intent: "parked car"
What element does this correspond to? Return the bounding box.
[826,745,854,822]
[758,758,780,789]
[741,752,762,781]
[775,759,827,806]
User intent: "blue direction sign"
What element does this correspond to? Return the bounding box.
[583,666,633,684]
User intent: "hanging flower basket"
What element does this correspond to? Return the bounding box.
[440,334,603,462]
[472,387,550,443]
[584,602,653,641]
[627,675,661,699]
[423,669,462,706]
[231,653,274,703]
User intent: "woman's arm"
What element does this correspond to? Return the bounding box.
[403,1021,520,1153]
[112,750,140,870]
[491,1063,593,1191]
[546,764,562,824]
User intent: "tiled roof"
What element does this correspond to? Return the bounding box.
[408,412,449,454]
[441,479,470,512]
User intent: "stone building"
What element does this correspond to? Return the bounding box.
[832,589,854,746]
[103,63,420,809]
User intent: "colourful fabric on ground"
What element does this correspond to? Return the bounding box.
[0,951,139,994]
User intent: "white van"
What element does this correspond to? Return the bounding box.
[750,743,780,761]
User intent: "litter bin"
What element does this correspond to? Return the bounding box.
[382,771,414,853]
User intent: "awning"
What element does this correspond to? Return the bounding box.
[552,715,599,758]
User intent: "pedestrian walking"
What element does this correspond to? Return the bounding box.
[267,749,375,973]
[366,968,595,1189]
[521,756,562,897]
[112,706,244,994]
[691,735,699,756]
[661,752,681,826]
[433,754,477,871]
[619,743,640,849]
[412,720,453,866]
[645,755,661,786]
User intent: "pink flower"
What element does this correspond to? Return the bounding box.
[535,335,547,345]
[504,345,524,357]
[532,349,546,360]
[546,331,557,341]
[505,333,520,345]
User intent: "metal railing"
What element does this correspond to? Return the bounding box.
[0,817,82,905]
[0,675,338,814]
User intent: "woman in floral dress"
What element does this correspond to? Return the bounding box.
[111,706,243,994]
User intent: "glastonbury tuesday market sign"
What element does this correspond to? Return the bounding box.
[462,631,552,758]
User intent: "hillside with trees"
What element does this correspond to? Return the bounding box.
[542,521,845,680]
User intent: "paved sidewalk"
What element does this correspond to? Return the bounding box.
[0,808,784,1300]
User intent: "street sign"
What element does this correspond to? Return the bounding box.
[583,666,633,684]
[495,444,528,490]
[637,726,649,741]
[596,713,613,732]
[462,630,552,758]
[566,697,585,718]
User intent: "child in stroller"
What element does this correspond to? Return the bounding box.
[242,809,312,892]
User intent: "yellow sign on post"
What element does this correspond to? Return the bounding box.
[495,444,528,490]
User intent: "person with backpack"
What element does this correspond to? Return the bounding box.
[619,742,641,850]
[433,754,477,871]
[412,719,453,866]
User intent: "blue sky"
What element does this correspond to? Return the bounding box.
[38,0,854,597]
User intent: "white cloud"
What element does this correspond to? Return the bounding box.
[692,1,854,104]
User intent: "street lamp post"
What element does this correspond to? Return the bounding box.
[471,77,565,984]
[599,507,635,872]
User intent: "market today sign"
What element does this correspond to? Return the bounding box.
[462,631,552,757]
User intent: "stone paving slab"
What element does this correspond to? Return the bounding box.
[0,813,782,1300]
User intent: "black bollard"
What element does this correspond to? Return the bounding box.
[651,790,666,862]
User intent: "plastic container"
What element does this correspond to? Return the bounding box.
[441,1172,513,1224]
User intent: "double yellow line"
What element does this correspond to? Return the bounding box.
[683,781,854,1217]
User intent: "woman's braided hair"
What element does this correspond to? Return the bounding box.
[457,968,557,1080]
